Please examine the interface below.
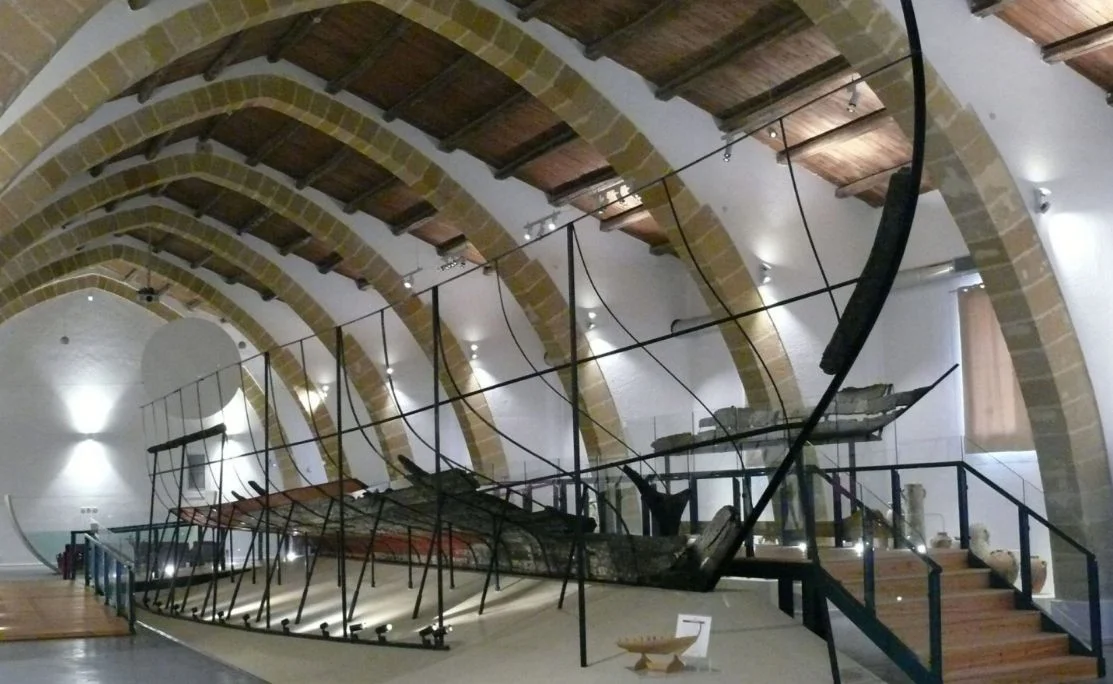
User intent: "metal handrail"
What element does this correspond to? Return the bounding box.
[83,533,136,634]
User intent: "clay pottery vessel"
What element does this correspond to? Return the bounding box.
[1030,556,1048,594]
[986,549,1019,585]
[930,531,953,549]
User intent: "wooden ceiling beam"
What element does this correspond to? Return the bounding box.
[437,90,530,153]
[190,251,214,270]
[246,121,300,167]
[268,10,327,63]
[389,204,438,236]
[1042,22,1113,63]
[136,69,164,104]
[316,252,344,274]
[192,189,226,218]
[584,0,677,61]
[325,19,408,95]
[297,148,350,190]
[776,108,889,164]
[200,112,233,143]
[546,167,620,207]
[717,57,853,133]
[383,55,469,122]
[517,0,564,21]
[600,206,650,232]
[967,0,1019,18]
[278,233,314,256]
[493,126,578,180]
[835,163,906,199]
[343,176,398,214]
[238,208,273,236]
[144,131,172,161]
[203,32,247,82]
[655,11,811,101]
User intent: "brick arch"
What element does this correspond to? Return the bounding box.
[12,150,625,470]
[0,271,310,489]
[0,5,801,412]
[9,203,507,478]
[12,243,364,482]
[0,1,107,115]
[793,0,1113,592]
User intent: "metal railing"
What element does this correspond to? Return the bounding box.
[84,533,136,633]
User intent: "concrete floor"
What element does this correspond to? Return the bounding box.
[141,559,885,683]
[0,626,263,683]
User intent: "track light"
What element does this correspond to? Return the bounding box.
[847,82,860,114]
[759,262,772,286]
[375,623,392,643]
[1034,187,1051,214]
[281,618,291,634]
[349,623,363,640]
[320,622,330,637]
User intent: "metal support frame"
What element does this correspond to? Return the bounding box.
[294,498,335,625]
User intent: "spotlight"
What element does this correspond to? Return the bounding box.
[60,335,70,345]
[375,623,392,643]
[767,127,778,139]
[87,295,94,302]
[544,215,557,232]
[434,624,453,639]
[349,623,363,641]
[846,82,860,114]
[217,610,226,624]
[418,625,435,645]
[320,622,330,637]
[163,563,175,578]
[403,274,413,290]
[1034,187,1051,214]
[759,262,772,286]
[916,544,927,554]
[281,618,291,634]
[587,310,597,331]
[385,366,394,376]
[191,607,199,621]
[237,340,247,350]
[172,603,181,614]
[722,141,733,162]
[469,343,478,361]
[242,613,252,628]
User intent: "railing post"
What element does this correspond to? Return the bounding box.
[956,466,970,550]
[689,475,699,534]
[890,469,903,548]
[863,513,876,612]
[833,479,844,548]
[928,568,943,682]
[1087,555,1105,676]
[1018,508,1032,602]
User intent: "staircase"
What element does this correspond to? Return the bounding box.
[822,547,1099,683]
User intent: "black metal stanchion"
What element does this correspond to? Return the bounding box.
[294,499,335,624]
[432,284,445,644]
[335,327,349,638]
[263,351,272,630]
[567,223,588,668]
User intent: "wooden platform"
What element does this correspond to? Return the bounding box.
[0,580,130,641]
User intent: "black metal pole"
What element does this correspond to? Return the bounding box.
[335,327,349,638]
[479,512,508,616]
[407,526,414,589]
[163,443,190,607]
[346,497,385,622]
[411,526,440,620]
[263,351,272,630]
[447,522,455,590]
[567,222,587,668]
[957,465,970,549]
[255,503,297,624]
[890,469,902,549]
[294,498,335,624]
[1018,509,1032,602]
[432,285,446,643]
[143,450,159,602]
[227,513,266,618]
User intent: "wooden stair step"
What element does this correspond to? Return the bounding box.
[944,655,1097,683]
[888,609,1043,647]
[930,632,1070,672]
[871,589,1015,617]
[822,548,970,574]
[832,569,991,596]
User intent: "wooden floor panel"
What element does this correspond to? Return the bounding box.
[0,580,130,641]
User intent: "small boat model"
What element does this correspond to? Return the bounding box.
[616,634,699,673]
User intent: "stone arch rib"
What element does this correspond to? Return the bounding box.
[0,0,800,414]
[3,271,308,490]
[8,245,355,483]
[792,0,1113,595]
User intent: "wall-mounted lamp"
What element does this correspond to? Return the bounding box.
[760,262,773,286]
[722,140,733,162]
[586,310,598,331]
[469,343,479,361]
[1034,187,1052,214]
[846,82,860,114]
[401,267,421,290]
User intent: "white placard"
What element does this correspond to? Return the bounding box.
[675,614,712,658]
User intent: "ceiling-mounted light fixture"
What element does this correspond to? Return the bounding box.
[385,366,394,375]
[403,274,413,289]
[767,127,778,139]
[544,214,558,232]
[469,343,479,361]
[846,82,860,114]
[722,140,733,162]
[1034,187,1052,214]
[86,295,94,302]
[760,262,772,286]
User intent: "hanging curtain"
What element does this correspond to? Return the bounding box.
[958,285,1035,452]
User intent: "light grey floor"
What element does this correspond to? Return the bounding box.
[0,628,264,684]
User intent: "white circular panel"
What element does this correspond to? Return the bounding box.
[141,318,242,419]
